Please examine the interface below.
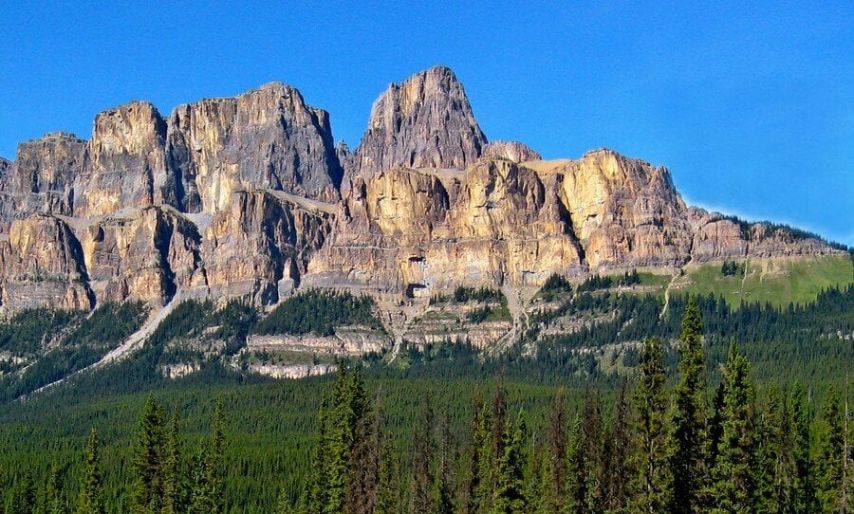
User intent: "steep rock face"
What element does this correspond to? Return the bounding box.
[74,102,171,217]
[79,207,205,305]
[534,149,693,269]
[0,215,93,312]
[166,82,341,213]
[688,208,839,261]
[482,141,542,163]
[0,133,86,230]
[353,66,487,178]
[306,159,584,293]
[202,190,333,305]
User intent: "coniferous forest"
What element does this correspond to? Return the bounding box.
[1,295,852,513]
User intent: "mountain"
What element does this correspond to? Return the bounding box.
[0,66,849,391]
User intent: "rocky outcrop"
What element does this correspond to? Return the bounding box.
[202,190,333,305]
[166,82,341,213]
[482,141,542,163]
[79,206,205,305]
[0,133,86,229]
[0,215,93,311]
[353,66,487,178]
[74,102,171,218]
[543,149,693,269]
[0,66,843,315]
[306,158,585,294]
[689,207,840,261]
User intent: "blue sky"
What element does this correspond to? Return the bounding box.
[1,1,852,244]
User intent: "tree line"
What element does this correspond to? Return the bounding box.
[2,299,852,513]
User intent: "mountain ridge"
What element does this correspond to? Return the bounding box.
[0,66,845,316]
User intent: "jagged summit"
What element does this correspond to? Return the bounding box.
[352,66,487,178]
[0,67,843,314]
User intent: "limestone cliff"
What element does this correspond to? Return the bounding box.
[0,66,843,315]
[166,82,341,213]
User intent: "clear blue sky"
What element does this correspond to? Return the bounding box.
[1,1,851,245]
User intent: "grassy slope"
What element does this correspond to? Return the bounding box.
[674,255,853,307]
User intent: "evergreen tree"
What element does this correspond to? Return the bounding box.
[409,396,435,514]
[460,394,487,514]
[132,396,165,514]
[631,337,672,514]
[208,399,226,514]
[604,381,634,514]
[578,390,605,514]
[791,382,817,513]
[345,396,382,514]
[76,429,104,514]
[187,445,212,514]
[670,297,708,514]
[7,473,35,514]
[374,432,399,514]
[325,367,368,514]
[491,411,527,514]
[709,343,755,514]
[543,390,568,514]
[45,464,66,514]
[160,413,182,514]
[816,390,845,513]
[434,411,454,514]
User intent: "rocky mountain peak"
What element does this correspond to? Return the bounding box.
[353,66,487,177]
[482,141,542,163]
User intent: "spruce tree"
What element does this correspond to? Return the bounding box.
[187,444,212,514]
[160,413,182,514]
[670,297,708,514]
[578,390,605,514]
[8,473,35,514]
[132,396,165,514]
[631,337,672,514]
[325,366,368,514]
[709,343,755,514]
[77,429,105,514]
[816,390,845,513]
[790,382,817,513]
[544,390,568,514]
[434,411,454,514]
[45,464,67,514]
[604,381,634,514]
[409,396,435,514]
[491,411,527,514]
[345,397,382,514]
[208,399,226,514]
[461,394,487,514]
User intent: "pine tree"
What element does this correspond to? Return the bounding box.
[434,410,454,514]
[631,337,672,514]
[409,397,435,514]
[816,390,845,513]
[207,399,226,514]
[750,399,777,513]
[345,396,382,514]
[543,390,568,514]
[187,444,212,514]
[491,411,527,514]
[460,394,487,514]
[670,297,708,514]
[790,382,817,513]
[77,429,105,514]
[45,464,67,514]
[325,366,368,514]
[709,343,755,514]
[8,473,35,514]
[578,390,605,514]
[160,413,182,514]
[604,381,634,514]
[132,396,165,514]
[374,432,399,514]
